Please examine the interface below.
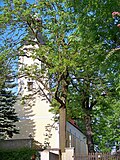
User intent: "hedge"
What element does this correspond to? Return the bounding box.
[0,147,36,160]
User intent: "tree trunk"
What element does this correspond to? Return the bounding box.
[59,106,66,153]
[55,71,69,159]
[84,115,94,153]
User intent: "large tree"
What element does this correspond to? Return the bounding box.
[0,0,119,153]
[66,0,120,152]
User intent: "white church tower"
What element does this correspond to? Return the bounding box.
[13,44,59,149]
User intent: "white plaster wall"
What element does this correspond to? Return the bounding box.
[14,96,59,148]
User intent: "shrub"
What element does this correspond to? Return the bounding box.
[0,147,36,160]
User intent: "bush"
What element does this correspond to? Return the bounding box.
[0,148,36,160]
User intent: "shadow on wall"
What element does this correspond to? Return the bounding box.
[13,96,36,139]
[44,121,59,148]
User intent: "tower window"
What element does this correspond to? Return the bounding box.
[27,81,33,91]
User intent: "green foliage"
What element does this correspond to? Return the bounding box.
[0,0,120,152]
[0,53,19,139]
[0,88,19,139]
[0,148,36,160]
[92,97,120,152]
[65,0,120,152]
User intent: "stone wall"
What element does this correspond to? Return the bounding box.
[0,139,33,150]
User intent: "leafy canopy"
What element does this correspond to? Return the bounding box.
[0,0,120,151]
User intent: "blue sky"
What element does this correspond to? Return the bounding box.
[0,0,35,6]
[0,1,4,6]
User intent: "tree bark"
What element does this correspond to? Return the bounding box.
[84,115,94,153]
[55,70,69,158]
[59,106,66,153]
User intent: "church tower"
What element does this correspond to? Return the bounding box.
[13,44,59,149]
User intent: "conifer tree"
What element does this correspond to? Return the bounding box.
[0,56,19,139]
